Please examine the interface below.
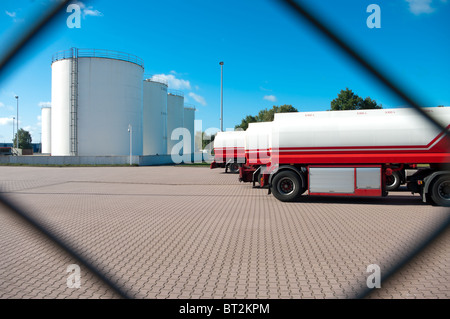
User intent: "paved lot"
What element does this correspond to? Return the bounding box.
[0,166,449,299]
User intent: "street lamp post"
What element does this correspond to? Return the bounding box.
[15,96,18,149]
[219,61,224,132]
[12,117,15,143]
[128,124,132,166]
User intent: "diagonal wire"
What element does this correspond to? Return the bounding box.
[0,0,448,301]
[357,215,450,299]
[278,0,450,138]
[277,0,450,299]
[0,1,132,299]
[0,192,132,299]
[0,1,69,79]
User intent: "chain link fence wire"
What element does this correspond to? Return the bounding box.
[0,0,448,300]
[0,0,132,299]
[278,0,450,298]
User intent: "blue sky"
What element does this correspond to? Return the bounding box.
[0,0,449,144]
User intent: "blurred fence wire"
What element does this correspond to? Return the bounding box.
[278,0,450,299]
[0,0,448,300]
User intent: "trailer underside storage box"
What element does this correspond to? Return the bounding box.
[308,165,382,196]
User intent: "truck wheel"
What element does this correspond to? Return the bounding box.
[271,171,303,202]
[386,171,401,191]
[430,175,450,207]
[228,163,240,174]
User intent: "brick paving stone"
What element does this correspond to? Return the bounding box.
[0,166,449,299]
[365,224,450,299]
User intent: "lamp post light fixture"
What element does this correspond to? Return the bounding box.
[128,124,132,166]
[15,96,19,149]
[219,61,224,132]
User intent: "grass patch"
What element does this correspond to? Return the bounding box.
[177,162,211,167]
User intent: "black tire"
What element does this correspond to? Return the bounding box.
[386,171,401,191]
[228,163,240,174]
[271,170,304,202]
[430,175,450,207]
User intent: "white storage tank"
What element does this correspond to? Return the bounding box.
[183,106,196,155]
[167,90,184,155]
[143,77,168,155]
[51,56,70,155]
[51,48,144,156]
[41,106,51,154]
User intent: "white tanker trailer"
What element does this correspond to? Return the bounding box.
[239,107,450,206]
[210,130,246,173]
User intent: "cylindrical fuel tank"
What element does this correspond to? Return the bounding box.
[51,48,144,156]
[269,107,450,165]
[213,130,246,163]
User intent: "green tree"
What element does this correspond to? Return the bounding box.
[235,115,257,131]
[330,88,382,110]
[13,128,32,149]
[359,97,382,109]
[200,131,216,150]
[235,104,298,130]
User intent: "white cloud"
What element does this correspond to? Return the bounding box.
[83,8,103,17]
[152,73,191,90]
[38,101,51,108]
[5,10,23,23]
[5,11,16,18]
[0,102,4,108]
[263,95,277,102]
[0,117,14,126]
[77,2,103,18]
[406,0,434,14]
[188,92,207,106]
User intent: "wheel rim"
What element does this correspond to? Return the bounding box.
[437,181,450,200]
[230,163,238,172]
[277,177,295,195]
[386,175,395,186]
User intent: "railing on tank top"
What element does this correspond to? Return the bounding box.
[143,74,169,86]
[52,48,145,69]
[167,89,184,97]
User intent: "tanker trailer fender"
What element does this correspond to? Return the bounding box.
[252,166,262,188]
[267,165,307,195]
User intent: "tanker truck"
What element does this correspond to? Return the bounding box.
[239,107,450,206]
[210,130,246,173]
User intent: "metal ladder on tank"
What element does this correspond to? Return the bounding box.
[70,47,78,156]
